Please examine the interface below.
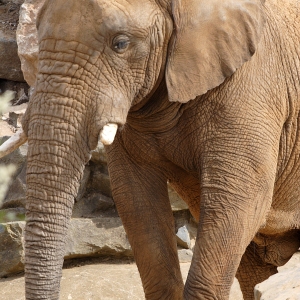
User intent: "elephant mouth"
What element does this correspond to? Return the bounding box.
[99,123,118,146]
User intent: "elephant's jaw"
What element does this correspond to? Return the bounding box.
[99,123,118,145]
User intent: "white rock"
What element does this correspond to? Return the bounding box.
[168,186,189,211]
[176,225,191,249]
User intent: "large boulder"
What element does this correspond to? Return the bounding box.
[16,0,46,86]
[0,1,24,81]
[0,216,132,277]
[0,221,25,277]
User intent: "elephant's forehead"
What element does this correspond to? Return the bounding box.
[95,0,158,31]
[38,0,159,46]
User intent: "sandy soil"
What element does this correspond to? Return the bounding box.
[0,257,243,300]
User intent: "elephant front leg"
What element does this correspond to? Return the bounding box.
[184,169,275,299]
[106,137,184,300]
[183,124,281,299]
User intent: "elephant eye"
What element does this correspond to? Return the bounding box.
[112,35,130,54]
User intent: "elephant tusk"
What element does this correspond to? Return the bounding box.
[99,123,118,145]
[0,128,28,158]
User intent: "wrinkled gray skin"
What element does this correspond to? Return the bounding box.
[21,0,300,299]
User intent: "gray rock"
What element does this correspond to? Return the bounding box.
[0,217,133,277]
[0,221,25,277]
[0,37,24,82]
[89,170,112,198]
[0,1,24,82]
[176,225,191,249]
[2,162,26,209]
[73,192,115,218]
[65,217,132,259]
[75,165,91,202]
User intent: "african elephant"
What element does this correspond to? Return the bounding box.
[3,0,300,299]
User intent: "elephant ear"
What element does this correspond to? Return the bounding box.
[166,0,266,102]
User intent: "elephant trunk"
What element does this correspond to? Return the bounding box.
[21,40,130,297]
[23,94,92,299]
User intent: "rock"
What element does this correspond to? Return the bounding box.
[73,192,115,218]
[89,169,112,198]
[0,221,25,277]
[75,165,91,202]
[0,217,132,277]
[0,37,24,82]
[254,265,300,300]
[65,217,132,259]
[2,162,26,209]
[178,249,193,263]
[91,141,107,165]
[254,252,300,300]
[0,1,24,82]
[168,185,189,211]
[176,225,191,249]
[16,0,46,86]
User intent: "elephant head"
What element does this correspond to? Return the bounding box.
[2,0,265,298]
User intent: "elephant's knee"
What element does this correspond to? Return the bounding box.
[254,230,300,266]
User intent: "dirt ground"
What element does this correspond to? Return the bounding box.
[0,258,243,300]
[1,253,300,299]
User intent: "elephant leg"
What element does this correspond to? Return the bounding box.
[236,242,278,300]
[106,135,184,300]
[183,99,283,299]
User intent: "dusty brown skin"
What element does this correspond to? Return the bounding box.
[21,0,300,299]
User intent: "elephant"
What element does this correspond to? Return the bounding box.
[2,0,300,299]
